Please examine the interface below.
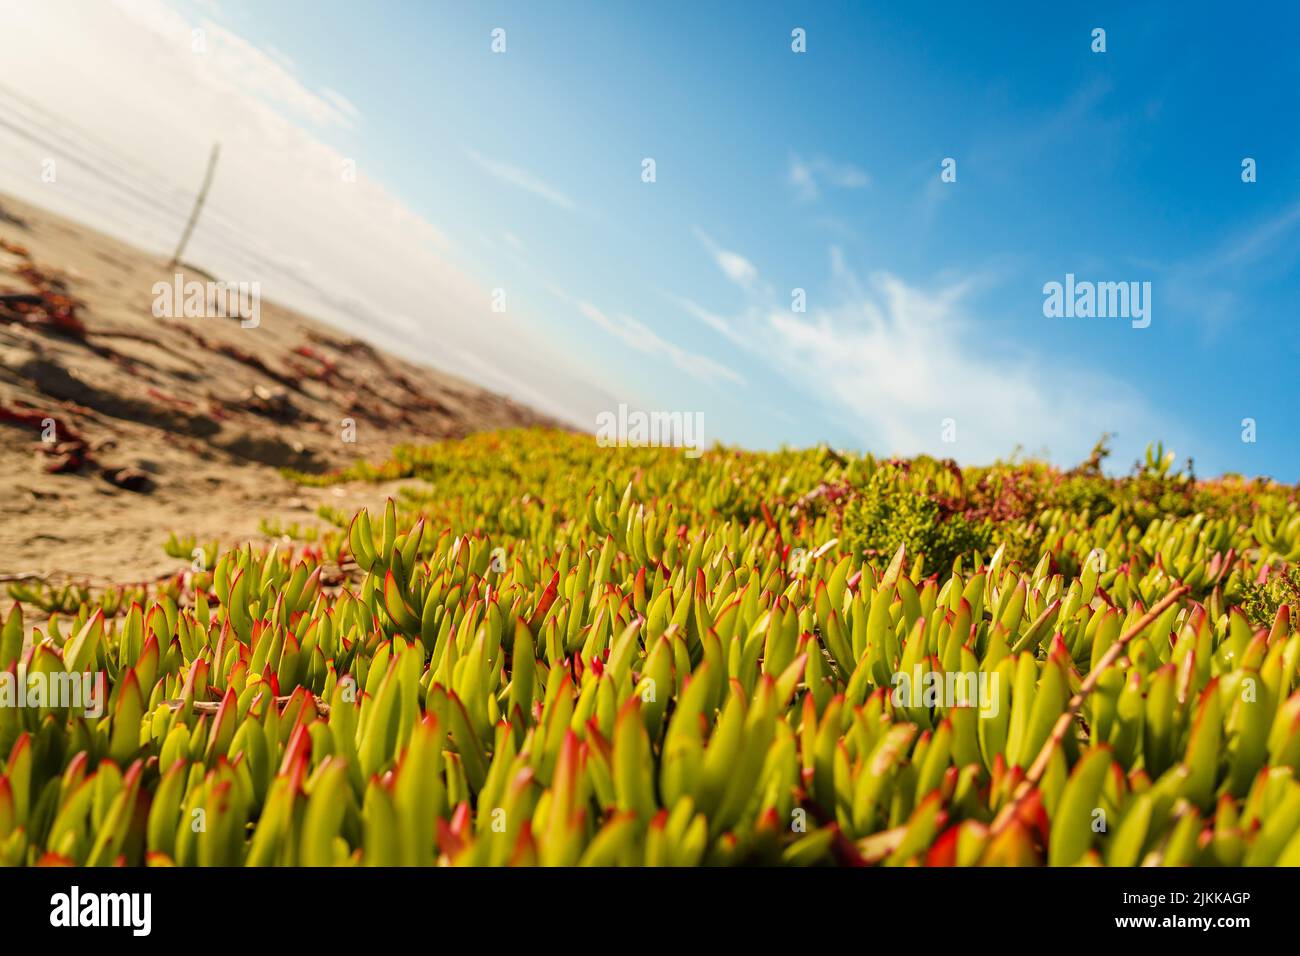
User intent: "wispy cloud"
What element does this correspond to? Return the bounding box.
[319,87,360,125]
[1155,197,1300,342]
[195,19,359,129]
[917,175,952,229]
[693,227,762,292]
[552,287,744,387]
[787,153,870,202]
[765,263,1159,462]
[464,148,575,210]
[1205,199,1300,272]
[969,77,1121,175]
[716,250,757,287]
[673,246,1163,464]
[671,294,753,350]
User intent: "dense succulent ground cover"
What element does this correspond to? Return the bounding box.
[5,429,1300,866]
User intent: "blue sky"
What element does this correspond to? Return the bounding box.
[6,0,1299,478]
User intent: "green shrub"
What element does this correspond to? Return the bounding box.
[840,464,992,574]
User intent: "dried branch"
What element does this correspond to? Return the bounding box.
[989,582,1190,837]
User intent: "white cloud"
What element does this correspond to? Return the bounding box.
[693,227,761,292]
[765,267,1160,463]
[788,153,870,202]
[672,247,1166,465]
[716,250,757,287]
[1205,199,1300,271]
[553,288,744,387]
[917,175,952,228]
[464,148,575,210]
[0,0,611,428]
[1156,197,1300,343]
[320,87,361,125]
[671,295,751,349]
[193,19,358,129]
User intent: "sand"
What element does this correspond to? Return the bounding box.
[0,192,558,589]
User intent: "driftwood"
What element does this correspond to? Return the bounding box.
[989,583,1190,837]
[164,694,331,716]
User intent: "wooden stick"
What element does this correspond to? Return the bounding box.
[169,143,221,268]
[989,582,1190,836]
[165,693,331,716]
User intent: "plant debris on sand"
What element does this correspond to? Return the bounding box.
[0,194,561,584]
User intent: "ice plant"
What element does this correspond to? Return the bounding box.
[3,430,1300,865]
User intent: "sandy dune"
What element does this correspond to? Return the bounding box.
[0,193,559,586]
